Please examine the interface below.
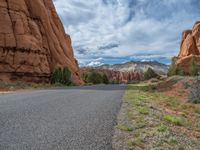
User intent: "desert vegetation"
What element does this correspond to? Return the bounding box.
[168,58,199,77]
[167,57,200,104]
[189,58,199,76]
[144,68,159,80]
[113,79,200,150]
[167,58,184,76]
[50,67,73,86]
[81,70,109,85]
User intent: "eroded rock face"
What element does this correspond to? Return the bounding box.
[175,21,200,73]
[0,0,83,84]
[81,68,143,84]
[98,69,143,83]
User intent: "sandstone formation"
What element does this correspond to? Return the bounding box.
[81,68,143,84]
[81,61,168,83]
[0,0,83,84]
[96,69,143,83]
[175,21,200,73]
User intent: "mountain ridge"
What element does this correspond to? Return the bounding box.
[91,61,168,75]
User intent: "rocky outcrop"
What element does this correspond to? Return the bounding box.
[175,21,200,73]
[0,0,83,84]
[81,61,168,83]
[81,68,143,84]
[96,69,143,83]
[96,61,168,75]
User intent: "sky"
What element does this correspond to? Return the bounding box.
[53,0,200,66]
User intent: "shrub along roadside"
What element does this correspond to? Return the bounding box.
[50,67,72,86]
[81,71,109,85]
[144,68,159,80]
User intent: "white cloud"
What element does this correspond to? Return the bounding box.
[53,0,200,65]
[86,61,104,67]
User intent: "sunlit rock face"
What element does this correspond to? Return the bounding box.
[175,21,200,74]
[0,0,83,84]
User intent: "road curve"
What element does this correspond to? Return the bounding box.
[0,85,125,150]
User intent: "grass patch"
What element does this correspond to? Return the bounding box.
[157,124,168,132]
[168,137,178,145]
[113,82,200,149]
[117,124,133,132]
[127,137,145,149]
[163,115,183,126]
[193,108,200,114]
[138,107,149,115]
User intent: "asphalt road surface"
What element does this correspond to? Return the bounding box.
[0,85,125,150]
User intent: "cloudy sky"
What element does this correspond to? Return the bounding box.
[53,0,200,66]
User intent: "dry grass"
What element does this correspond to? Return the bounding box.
[113,79,200,150]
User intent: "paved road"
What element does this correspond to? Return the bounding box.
[0,85,125,150]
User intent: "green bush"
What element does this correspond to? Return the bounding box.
[144,68,159,80]
[164,115,183,126]
[82,71,109,85]
[102,74,109,84]
[189,58,198,76]
[168,57,184,76]
[82,71,102,84]
[50,67,72,85]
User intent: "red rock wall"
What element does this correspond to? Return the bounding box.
[0,0,83,84]
[175,21,200,73]
[81,68,143,84]
[98,69,143,83]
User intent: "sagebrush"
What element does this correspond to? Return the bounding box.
[81,71,109,84]
[50,67,72,85]
[189,77,200,104]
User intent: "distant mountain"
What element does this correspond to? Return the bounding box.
[94,61,168,75]
[81,61,168,84]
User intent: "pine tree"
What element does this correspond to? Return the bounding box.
[144,68,159,80]
[102,74,109,84]
[189,58,198,76]
[168,57,184,76]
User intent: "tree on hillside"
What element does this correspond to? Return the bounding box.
[189,58,198,76]
[176,65,184,76]
[168,57,184,76]
[102,74,109,84]
[144,68,159,80]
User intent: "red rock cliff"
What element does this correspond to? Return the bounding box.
[81,68,143,84]
[97,69,143,83]
[175,21,200,73]
[0,0,83,84]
